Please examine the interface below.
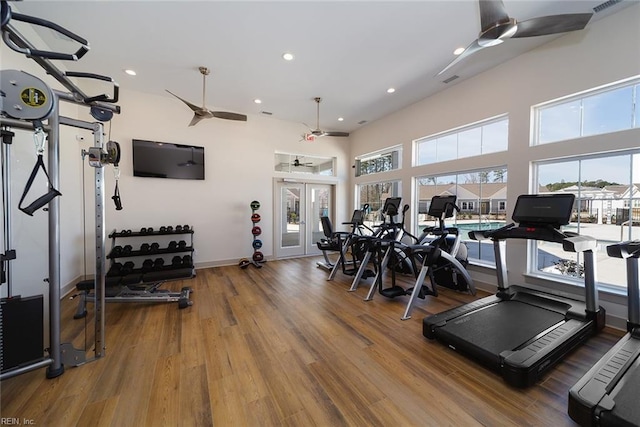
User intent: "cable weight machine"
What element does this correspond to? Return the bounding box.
[0,1,121,379]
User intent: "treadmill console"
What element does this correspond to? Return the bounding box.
[473,194,578,244]
[512,194,575,228]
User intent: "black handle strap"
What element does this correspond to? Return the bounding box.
[112,180,122,210]
[18,154,62,216]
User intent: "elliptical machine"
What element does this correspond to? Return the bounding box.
[318,205,376,282]
[399,195,476,320]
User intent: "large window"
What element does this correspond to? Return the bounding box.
[357,180,401,228]
[414,115,508,166]
[415,168,508,266]
[355,146,401,177]
[534,77,640,145]
[534,151,640,290]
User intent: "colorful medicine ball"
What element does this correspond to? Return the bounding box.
[251,213,261,223]
[250,200,260,210]
[251,226,262,236]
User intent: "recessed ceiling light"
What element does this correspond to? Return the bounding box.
[387,88,395,94]
[282,52,294,61]
[338,117,344,121]
[124,69,137,76]
[453,47,465,56]
[254,99,262,104]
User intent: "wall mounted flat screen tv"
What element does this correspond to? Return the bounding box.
[132,139,205,180]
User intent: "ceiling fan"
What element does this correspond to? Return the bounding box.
[436,0,593,76]
[302,97,349,141]
[292,156,313,167]
[166,66,247,127]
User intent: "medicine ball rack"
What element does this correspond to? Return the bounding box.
[73,226,194,317]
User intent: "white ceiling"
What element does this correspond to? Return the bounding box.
[9,0,637,133]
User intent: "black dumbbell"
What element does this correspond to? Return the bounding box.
[112,245,123,256]
[150,242,160,252]
[140,243,150,253]
[183,224,190,231]
[182,255,192,266]
[172,256,183,267]
[178,240,187,250]
[122,261,135,275]
[175,225,183,232]
[108,262,123,276]
[122,245,133,255]
[142,258,154,272]
[147,227,154,234]
[153,258,165,270]
[168,241,178,250]
[167,226,174,232]
[140,227,147,234]
[160,226,167,233]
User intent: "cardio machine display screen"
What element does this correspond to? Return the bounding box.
[512,194,575,227]
[382,197,402,216]
[428,195,457,218]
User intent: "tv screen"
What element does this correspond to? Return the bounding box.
[132,139,205,180]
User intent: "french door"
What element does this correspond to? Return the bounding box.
[275,182,333,258]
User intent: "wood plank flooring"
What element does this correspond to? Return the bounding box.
[1,257,624,426]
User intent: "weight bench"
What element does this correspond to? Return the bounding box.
[73,267,194,318]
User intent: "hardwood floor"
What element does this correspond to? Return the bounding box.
[1,257,624,426]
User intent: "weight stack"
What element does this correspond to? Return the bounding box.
[0,295,44,373]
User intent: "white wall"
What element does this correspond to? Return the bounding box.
[349,4,640,326]
[1,47,351,300]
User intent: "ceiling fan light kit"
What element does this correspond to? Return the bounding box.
[166,66,248,126]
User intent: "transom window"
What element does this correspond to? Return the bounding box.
[274,153,334,176]
[414,115,508,166]
[355,145,402,177]
[534,76,640,145]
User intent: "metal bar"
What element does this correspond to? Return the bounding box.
[93,123,106,358]
[627,257,640,327]
[401,264,430,320]
[0,358,53,381]
[45,95,63,378]
[494,239,508,291]
[0,118,51,132]
[54,91,119,114]
[59,116,97,131]
[1,136,12,296]
[5,24,119,114]
[582,250,598,313]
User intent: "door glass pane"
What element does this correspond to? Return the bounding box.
[311,187,329,245]
[281,186,301,247]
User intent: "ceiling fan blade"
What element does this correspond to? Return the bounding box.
[189,114,205,127]
[436,39,485,76]
[166,90,200,112]
[212,111,248,121]
[479,0,510,32]
[323,131,350,137]
[512,13,593,38]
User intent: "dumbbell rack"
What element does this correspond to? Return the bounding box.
[73,226,195,318]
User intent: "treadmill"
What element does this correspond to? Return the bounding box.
[423,194,605,387]
[569,240,640,426]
